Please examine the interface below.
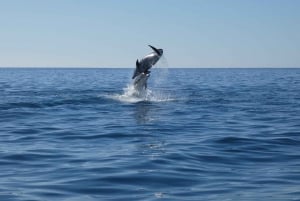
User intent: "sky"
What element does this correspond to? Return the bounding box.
[0,0,299,68]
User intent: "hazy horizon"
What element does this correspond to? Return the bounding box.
[1,66,300,69]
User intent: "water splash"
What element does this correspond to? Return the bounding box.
[153,56,169,87]
[108,84,174,103]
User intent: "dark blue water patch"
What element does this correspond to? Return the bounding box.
[2,152,70,162]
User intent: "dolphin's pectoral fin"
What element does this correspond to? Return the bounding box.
[132,71,136,79]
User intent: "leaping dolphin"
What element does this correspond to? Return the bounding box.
[132,45,163,91]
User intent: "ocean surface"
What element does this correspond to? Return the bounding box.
[0,68,300,201]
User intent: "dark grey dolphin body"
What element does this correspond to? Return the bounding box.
[132,45,163,91]
[132,45,163,79]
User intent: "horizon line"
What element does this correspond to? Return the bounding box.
[1,66,300,69]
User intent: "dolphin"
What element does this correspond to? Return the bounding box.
[132,45,163,91]
[132,45,163,79]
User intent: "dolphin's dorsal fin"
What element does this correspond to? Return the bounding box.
[132,59,141,79]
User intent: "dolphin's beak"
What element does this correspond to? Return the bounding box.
[148,45,163,56]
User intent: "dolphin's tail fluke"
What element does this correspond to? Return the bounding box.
[148,45,163,56]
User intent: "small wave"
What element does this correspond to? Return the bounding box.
[0,96,106,110]
[105,84,175,103]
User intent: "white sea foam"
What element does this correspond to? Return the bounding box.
[108,84,174,103]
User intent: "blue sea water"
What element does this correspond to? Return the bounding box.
[0,68,300,201]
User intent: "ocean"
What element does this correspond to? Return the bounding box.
[0,68,300,201]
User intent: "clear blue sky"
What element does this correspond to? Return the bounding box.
[0,0,299,67]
